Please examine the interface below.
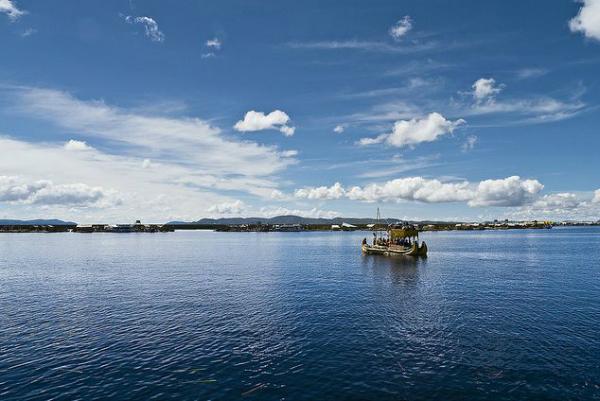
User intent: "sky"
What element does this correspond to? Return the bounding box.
[1,0,600,223]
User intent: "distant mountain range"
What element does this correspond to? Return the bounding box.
[168,215,412,226]
[0,219,77,226]
[0,215,461,227]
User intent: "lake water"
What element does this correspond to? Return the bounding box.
[1,227,599,400]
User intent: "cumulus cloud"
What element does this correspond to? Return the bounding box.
[346,178,473,203]
[64,139,92,151]
[0,176,121,208]
[389,16,413,40]
[512,192,600,220]
[385,113,465,148]
[208,200,245,215]
[359,112,465,148]
[270,189,290,201]
[462,135,478,152]
[279,125,296,137]
[570,0,600,41]
[594,189,600,203]
[206,38,222,49]
[472,78,503,103]
[333,124,345,133]
[234,110,296,136]
[468,176,544,207]
[0,0,25,21]
[292,176,544,208]
[530,193,582,210]
[124,15,165,42]
[202,37,222,58]
[295,182,346,200]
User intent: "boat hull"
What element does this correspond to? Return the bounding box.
[362,242,426,257]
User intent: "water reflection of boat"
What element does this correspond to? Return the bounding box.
[361,225,427,257]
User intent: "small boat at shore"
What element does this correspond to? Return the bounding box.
[361,224,428,257]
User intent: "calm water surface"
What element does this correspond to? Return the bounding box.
[1,227,599,400]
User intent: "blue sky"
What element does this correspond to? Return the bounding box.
[1,0,600,223]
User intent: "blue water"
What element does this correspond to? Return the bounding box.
[1,227,599,400]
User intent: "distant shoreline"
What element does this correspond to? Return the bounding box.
[1,221,598,234]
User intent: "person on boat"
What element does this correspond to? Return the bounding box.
[362,238,367,245]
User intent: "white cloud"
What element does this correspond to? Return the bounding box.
[467,96,586,123]
[0,86,300,222]
[208,200,245,215]
[142,159,152,169]
[0,176,121,208]
[287,40,437,53]
[389,16,413,40]
[472,78,503,103]
[0,0,25,21]
[13,87,292,179]
[358,112,465,148]
[64,139,92,151]
[292,176,544,208]
[357,134,388,146]
[201,52,216,58]
[234,110,296,136]
[469,176,544,207]
[124,15,165,42]
[295,182,345,200]
[346,178,473,203]
[593,189,600,203]
[0,136,243,222]
[333,124,345,133]
[512,192,600,220]
[206,38,222,49]
[530,193,582,210]
[279,125,296,137]
[570,0,600,41]
[280,150,298,157]
[462,135,478,152]
[269,189,289,201]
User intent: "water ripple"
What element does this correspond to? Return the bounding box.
[1,228,599,400]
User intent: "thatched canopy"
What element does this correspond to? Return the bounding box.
[389,228,419,240]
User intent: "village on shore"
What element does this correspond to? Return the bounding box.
[1,217,599,233]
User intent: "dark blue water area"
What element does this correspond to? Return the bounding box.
[1,227,599,400]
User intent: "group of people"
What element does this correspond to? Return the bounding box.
[361,234,412,247]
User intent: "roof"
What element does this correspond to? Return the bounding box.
[389,228,419,239]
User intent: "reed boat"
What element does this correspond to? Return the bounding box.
[361,225,427,257]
